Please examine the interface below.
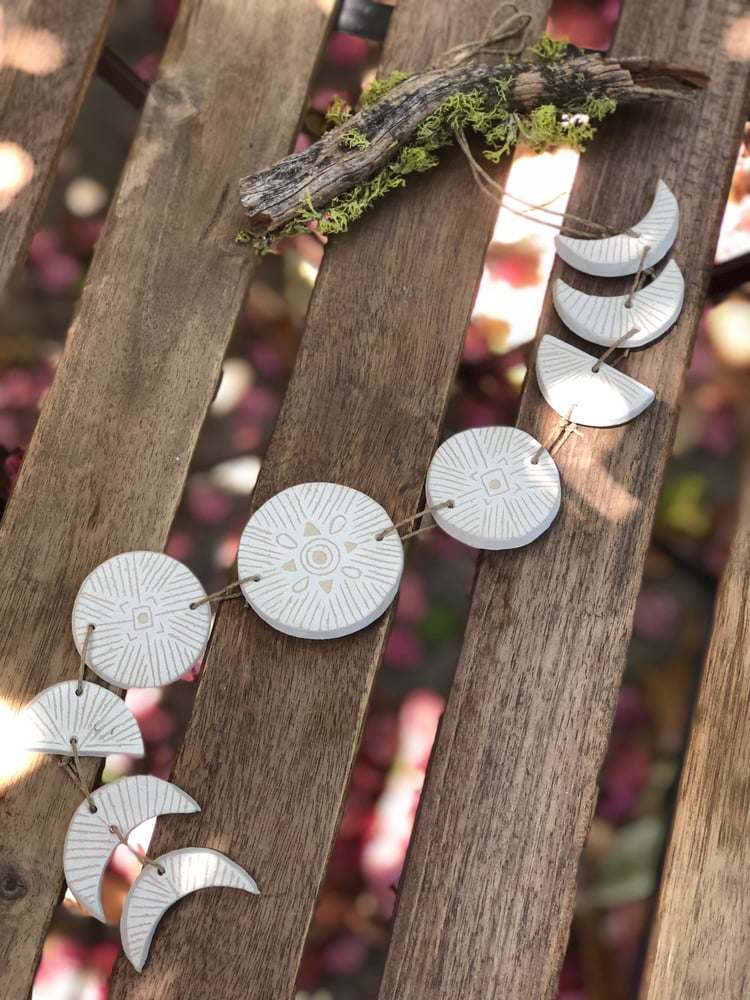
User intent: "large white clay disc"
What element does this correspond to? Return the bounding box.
[238,482,404,639]
[552,259,685,349]
[425,427,561,550]
[554,179,679,277]
[72,551,211,688]
[536,335,655,428]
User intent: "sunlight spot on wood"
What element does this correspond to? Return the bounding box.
[724,13,750,61]
[0,142,34,210]
[0,698,41,793]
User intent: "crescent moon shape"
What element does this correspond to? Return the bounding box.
[536,335,654,428]
[18,681,144,757]
[63,776,200,922]
[554,180,679,277]
[552,259,685,349]
[121,848,260,971]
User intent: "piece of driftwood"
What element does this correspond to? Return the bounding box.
[239,53,706,239]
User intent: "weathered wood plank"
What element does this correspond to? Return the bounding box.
[0,1,339,996]
[107,1,551,996]
[377,3,750,998]
[0,0,114,294]
[639,419,750,998]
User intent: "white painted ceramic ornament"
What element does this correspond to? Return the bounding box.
[17,680,144,757]
[425,426,561,549]
[238,482,404,639]
[535,335,655,428]
[71,551,211,688]
[121,848,259,971]
[555,180,679,277]
[552,259,685,348]
[63,776,200,922]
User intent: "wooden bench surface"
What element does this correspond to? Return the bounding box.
[0,0,748,997]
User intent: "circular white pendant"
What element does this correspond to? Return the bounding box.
[238,482,404,639]
[72,551,211,688]
[425,427,561,550]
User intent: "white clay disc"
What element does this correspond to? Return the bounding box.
[536,335,655,428]
[554,179,679,277]
[552,259,685,348]
[121,848,259,972]
[72,551,211,688]
[425,427,561,550]
[238,482,404,639]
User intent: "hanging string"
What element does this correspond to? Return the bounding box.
[375,500,455,542]
[190,574,260,610]
[57,739,97,814]
[624,244,652,308]
[531,405,582,464]
[592,327,639,372]
[434,5,532,69]
[108,823,166,875]
[75,623,95,696]
[453,129,616,238]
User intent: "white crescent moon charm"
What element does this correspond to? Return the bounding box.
[72,551,212,688]
[552,259,685,348]
[121,848,260,971]
[238,482,404,639]
[425,426,561,550]
[536,335,655,427]
[17,681,144,757]
[63,776,200,922]
[554,180,679,277]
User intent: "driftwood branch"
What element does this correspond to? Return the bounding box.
[239,53,707,240]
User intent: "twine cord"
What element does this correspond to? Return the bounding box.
[592,327,639,372]
[434,5,532,69]
[75,623,95,696]
[624,244,652,308]
[190,575,261,610]
[108,823,166,875]
[375,501,455,542]
[531,405,582,464]
[57,739,97,814]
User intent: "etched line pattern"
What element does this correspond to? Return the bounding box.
[556,181,679,275]
[425,427,561,550]
[18,680,144,757]
[72,551,211,688]
[121,848,259,971]
[238,482,404,639]
[553,259,685,348]
[63,776,200,922]
[536,336,655,428]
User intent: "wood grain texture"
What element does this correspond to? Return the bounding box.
[0,1,338,995]
[0,0,114,294]
[377,3,750,998]
[106,2,551,996]
[639,425,750,998]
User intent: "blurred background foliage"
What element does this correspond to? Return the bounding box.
[2,1,749,997]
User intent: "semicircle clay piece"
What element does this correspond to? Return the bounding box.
[17,680,144,757]
[552,259,685,348]
[72,551,211,688]
[238,482,404,639]
[121,848,259,972]
[535,335,655,428]
[554,179,679,277]
[425,426,561,550]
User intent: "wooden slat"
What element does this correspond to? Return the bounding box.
[107,1,551,996]
[377,3,750,999]
[0,0,114,293]
[640,418,750,998]
[0,1,339,996]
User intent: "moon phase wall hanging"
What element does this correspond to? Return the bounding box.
[14,180,681,974]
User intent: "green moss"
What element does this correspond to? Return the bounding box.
[360,70,411,107]
[340,128,369,151]
[325,95,352,126]
[528,31,571,61]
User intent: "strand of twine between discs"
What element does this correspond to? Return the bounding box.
[531,405,583,464]
[108,823,166,875]
[375,500,455,542]
[75,623,95,696]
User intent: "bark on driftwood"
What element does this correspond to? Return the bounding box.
[239,53,707,240]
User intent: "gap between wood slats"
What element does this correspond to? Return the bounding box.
[106,1,552,997]
[377,3,750,999]
[0,1,339,996]
[0,0,114,296]
[639,411,750,997]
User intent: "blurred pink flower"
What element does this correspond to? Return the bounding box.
[185,483,233,524]
[322,931,368,976]
[165,530,194,562]
[633,589,680,641]
[34,252,83,295]
[324,33,369,68]
[384,624,424,670]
